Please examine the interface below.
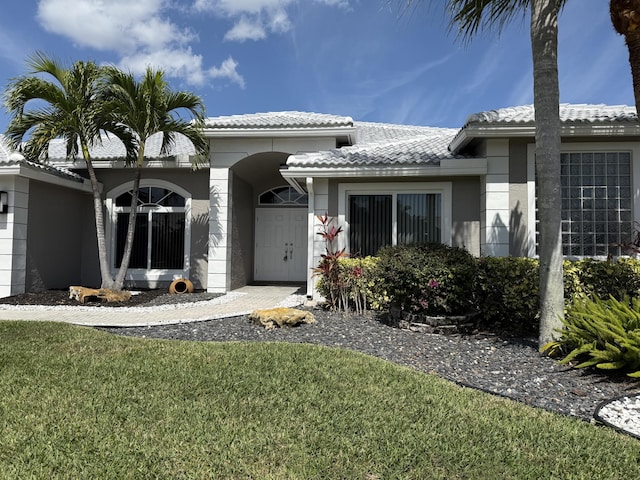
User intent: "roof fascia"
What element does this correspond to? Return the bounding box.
[450,123,640,153]
[281,158,487,181]
[204,126,356,142]
[0,164,94,193]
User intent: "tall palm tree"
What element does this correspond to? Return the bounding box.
[102,66,209,290]
[610,1,640,117]
[400,0,568,348]
[3,52,135,289]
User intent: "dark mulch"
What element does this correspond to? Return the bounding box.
[0,289,222,308]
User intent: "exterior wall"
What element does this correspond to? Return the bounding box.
[93,168,210,289]
[309,178,329,297]
[508,139,531,256]
[208,136,337,293]
[208,167,232,292]
[0,177,29,297]
[481,139,510,256]
[327,176,481,256]
[230,173,254,289]
[451,177,481,255]
[25,180,88,291]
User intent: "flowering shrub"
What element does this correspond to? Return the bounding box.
[375,243,477,316]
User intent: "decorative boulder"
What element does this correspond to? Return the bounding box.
[69,286,132,304]
[249,307,316,330]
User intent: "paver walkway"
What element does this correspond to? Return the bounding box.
[0,285,305,327]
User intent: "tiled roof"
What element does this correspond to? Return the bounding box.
[0,135,86,182]
[463,104,637,126]
[46,132,197,161]
[204,111,354,129]
[287,122,461,168]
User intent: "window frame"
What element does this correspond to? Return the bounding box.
[338,182,452,255]
[526,142,640,258]
[106,180,192,283]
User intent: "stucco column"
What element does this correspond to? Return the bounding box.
[207,167,232,293]
[482,139,510,256]
[309,177,329,299]
[0,177,29,298]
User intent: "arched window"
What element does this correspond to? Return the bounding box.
[110,184,189,274]
[258,186,308,206]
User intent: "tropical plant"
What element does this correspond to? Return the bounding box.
[3,51,135,289]
[312,213,347,310]
[543,295,640,377]
[610,0,640,118]
[397,0,568,348]
[101,66,208,290]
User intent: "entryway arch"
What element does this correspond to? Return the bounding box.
[254,186,308,282]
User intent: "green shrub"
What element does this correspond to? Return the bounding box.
[563,257,640,302]
[474,257,540,335]
[376,243,477,316]
[543,295,640,377]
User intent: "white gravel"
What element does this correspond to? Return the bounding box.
[596,395,640,439]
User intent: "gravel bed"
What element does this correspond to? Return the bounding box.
[98,307,640,425]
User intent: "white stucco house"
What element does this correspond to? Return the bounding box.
[0,103,638,299]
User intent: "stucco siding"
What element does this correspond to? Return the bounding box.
[93,168,210,289]
[230,173,254,289]
[508,139,531,256]
[326,176,481,256]
[451,177,481,256]
[26,180,88,291]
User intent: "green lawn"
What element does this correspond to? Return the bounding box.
[1,321,639,479]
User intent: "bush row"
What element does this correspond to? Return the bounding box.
[316,243,640,335]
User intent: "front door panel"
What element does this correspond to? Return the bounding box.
[255,208,307,282]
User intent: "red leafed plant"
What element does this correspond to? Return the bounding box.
[312,213,348,310]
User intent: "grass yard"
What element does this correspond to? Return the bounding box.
[1,321,639,479]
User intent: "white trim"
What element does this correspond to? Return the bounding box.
[306,177,315,298]
[337,182,452,254]
[451,124,640,153]
[526,141,640,258]
[281,159,487,180]
[105,179,192,283]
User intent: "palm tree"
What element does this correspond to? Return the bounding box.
[400,0,568,348]
[610,1,640,117]
[3,52,135,289]
[102,66,209,290]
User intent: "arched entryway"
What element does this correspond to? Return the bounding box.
[254,186,308,282]
[227,153,308,288]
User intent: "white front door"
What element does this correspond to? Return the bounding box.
[254,208,307,282]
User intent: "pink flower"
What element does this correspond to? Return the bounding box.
[428,279,439,289]
[353,266,362,278]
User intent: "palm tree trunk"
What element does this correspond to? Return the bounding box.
[624,29,640,119]
[82,146,114,289]
[113,165,142,290]
[531,0,564,348]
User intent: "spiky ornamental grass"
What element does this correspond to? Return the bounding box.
[544,295,640,377]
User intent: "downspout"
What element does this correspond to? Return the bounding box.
[306,177,315,299]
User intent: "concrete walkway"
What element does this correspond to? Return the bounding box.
[0,285,306,327]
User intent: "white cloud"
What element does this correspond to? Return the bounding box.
[194,0,347,41]
[33,0,346,90]
[208,57,246,88]
[224,16,267,42]
[118,49,245,88]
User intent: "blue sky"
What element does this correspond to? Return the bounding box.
[0,0,633,132]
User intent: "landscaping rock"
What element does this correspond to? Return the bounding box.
[250,307,316,330]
